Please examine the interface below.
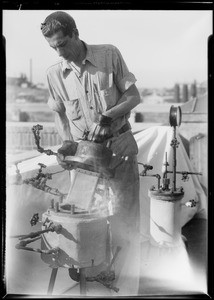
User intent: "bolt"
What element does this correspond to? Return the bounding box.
[54,202,59,212]
[50,199,54,209]
[179,186,184,193]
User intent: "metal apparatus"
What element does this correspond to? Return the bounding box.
[9,106,203,294]
[139,105,202,247]
[11,124,122,295]
[13,162,67,199]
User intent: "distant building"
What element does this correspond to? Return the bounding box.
[7,74,31,87]
[143,91,164,105]
[7,77,21,86]
[35,83,46,89]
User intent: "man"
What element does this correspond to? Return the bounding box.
[41,11,140,283]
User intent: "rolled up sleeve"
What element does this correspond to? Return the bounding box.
[47,96,65,113]
[112,47,137,93]
[46,71,65,113]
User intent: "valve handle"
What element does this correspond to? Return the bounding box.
[30,213,39,226]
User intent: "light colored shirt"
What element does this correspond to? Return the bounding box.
[47,42,137,141]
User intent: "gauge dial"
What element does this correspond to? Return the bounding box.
[169,105,182,127]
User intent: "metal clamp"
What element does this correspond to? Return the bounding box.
[86,246,121,293]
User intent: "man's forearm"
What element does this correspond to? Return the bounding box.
[54,112,73,141]
[103,84,140,120]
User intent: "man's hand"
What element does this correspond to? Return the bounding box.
[88,115,113,143]
[57,140,78,170]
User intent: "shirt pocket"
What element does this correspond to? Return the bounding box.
[99,87,115,108]
[65,98,82,121]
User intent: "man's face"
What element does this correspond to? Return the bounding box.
[45,30,79,62]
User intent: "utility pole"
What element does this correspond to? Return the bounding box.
[30,58,32,85]
[182,84,188,103]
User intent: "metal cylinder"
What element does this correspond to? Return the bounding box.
[79,268,87,295]
[190,81,197,98]
[174,84,180,103]
[182,84,188,102]
[149,189,184,246]
[41,211,108,268]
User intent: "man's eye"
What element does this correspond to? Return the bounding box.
[58,42,67,48]
[51,42,66,50]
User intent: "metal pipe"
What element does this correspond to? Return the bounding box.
[47,268,58,295]
[163,152,168,179]
[172,126,177,192]
[79,268,87,295]
[11,224,62,240]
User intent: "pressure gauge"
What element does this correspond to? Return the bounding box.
[169,105,182,127]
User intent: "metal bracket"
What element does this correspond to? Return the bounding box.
[32,124,57,156]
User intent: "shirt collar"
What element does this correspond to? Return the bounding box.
[61,41,97,74]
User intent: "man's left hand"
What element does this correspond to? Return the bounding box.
[57,140,78,170]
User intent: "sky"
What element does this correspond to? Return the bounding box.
[3,10,213,89]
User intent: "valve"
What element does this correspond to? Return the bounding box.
[182,172,189,181]
[185,199,197,208]
[30,213,39,226]
[138,162,161,189]
[170,138,180,148]
[22,164,67,199]
[82,129,90,140]
[38,163,47,171]
[138,162,153,176]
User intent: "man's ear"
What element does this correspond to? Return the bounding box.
[73,28,79,37]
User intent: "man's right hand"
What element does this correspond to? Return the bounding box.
[87,115,113,143]
[57,140,78,170]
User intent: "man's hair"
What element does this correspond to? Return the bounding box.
[41,11,77,38]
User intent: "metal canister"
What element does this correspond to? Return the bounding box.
[148,189,184,246]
